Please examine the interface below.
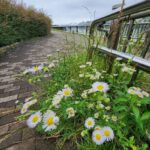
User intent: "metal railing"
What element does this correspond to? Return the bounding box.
[88,0,150,85]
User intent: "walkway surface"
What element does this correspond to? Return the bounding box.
[0,32,80,150]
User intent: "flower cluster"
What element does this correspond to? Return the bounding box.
[128,87,149,98]
[81,81,109,98]
[23,64,44,75]
[52,85,73,108]
[84,117,114,145]
[27,110,59,131]
[21,97,37,114]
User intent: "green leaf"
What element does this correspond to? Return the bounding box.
[140,97,150,105]
[115,97,128,103]
[132,106,140,119]
[113,106,128,112]
[141,112,150,121]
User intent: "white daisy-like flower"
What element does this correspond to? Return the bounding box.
[85,117,95,129]
[116,57,122,61]
[81,92,87,99]
[86,62,92,66]
[92,82,109,93]
[121,66,135,74]
[23,101,32,109]
[30,99,37,105]
[66,107,76,118]
[52,91,64,107]
[90,75,96,80]
[79,65,86,68]
[25,97,33,102]
[15,100,19,104]
[136,91,144,98]
[95,72,101,79]
[92,130,106,145]
[20,105,28,114]
[105,106,111,110]
[111,115,117,122]
[47,54,52,58]
[113,74,118,77]
[62,87,73,97]
[52,60,59,63]
[23,69,30,75]
[87,88,95,94]
[102,126,114,141]
[103,115,110,122]
[128,88,136,95]
[142,91,149,97]
[43,110,59,131]
[27,112,42,128]
[48,63,55,68]
[94,113,99,119]
[88,103,95,109]
[79,74,84,78]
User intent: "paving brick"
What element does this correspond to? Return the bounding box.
[22,127,35,141]
[0,84,13,90]
[18,92,32,99]
[4,86,20,92]
[0,112,18,126]
[0,124,9,136]
[0,130,22,149]
[0,95,18,103]
[5,138,35,150]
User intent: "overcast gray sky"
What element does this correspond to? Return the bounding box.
[16,0,144,25]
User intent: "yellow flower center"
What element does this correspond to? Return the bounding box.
[26,103,30,108]
[87,120,93,126]
[104,129,110,137]
[130,91,135,94]
[132,146,137,150]
[64,89,71,96]
[95,134,101,140]
[97,85,104,91]
[34,66,39,72]
[47,117,54,125]
[32,115,39,123]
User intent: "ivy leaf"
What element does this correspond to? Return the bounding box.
[141,112,150,121]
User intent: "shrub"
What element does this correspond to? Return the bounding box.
[0,0,51,47]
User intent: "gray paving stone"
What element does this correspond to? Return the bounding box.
[4,86,20,92]
[0,130,22,149]
[0,95,18,103]
[0,84,13,90]
[0,124,9,136]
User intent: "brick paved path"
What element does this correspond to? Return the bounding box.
[0,32,78,150]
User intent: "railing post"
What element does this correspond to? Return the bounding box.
[122,19,134,52]
[107,19,122,73]
[128,29,150,86]
[76,26,78,33]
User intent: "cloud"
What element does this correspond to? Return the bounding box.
[16,0,144,25]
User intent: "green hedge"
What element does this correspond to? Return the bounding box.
[0,0,52,47]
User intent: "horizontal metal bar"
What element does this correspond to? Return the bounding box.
[90,1,150,34]
[94,45,150,73]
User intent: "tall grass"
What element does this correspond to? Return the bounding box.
[0,0,52,47]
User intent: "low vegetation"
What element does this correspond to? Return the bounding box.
[16,39,150,149]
